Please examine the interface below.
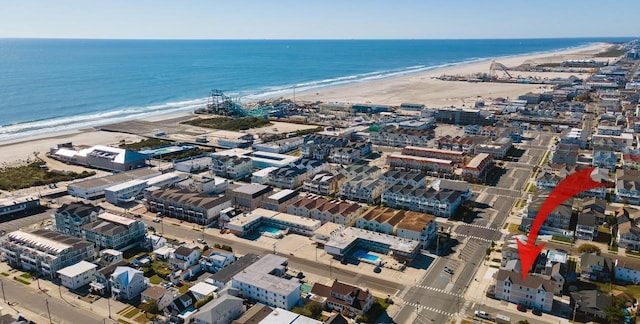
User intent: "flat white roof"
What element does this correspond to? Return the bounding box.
[188,282,218,296]
[98,212,137,226]
[0,196,39,207]
[56,260,97,277]
[105,179,147,192]
[388,154,454,165]
[325,227,419,254]
[8,231,70,253]
[268,189,296,201]
[260,308,322,324]
[253,167,279,177]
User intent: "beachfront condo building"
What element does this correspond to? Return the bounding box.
[145,188,232,226]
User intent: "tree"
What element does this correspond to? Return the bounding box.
[517,320,530,324]
[603,296,628,323]
[195,295,214,309]
[577,243,601,254]
[140,299,160,314]
[306,301,322,319]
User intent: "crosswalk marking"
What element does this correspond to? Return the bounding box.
[455,234,494,243]
[415,285,463,298]
[402,301,455,317]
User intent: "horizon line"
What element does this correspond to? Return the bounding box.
[0,36,638,41]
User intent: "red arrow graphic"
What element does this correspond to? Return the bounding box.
[517,167,609,281]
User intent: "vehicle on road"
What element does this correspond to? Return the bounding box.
[517,303,527,312]
[532,307,542,316]
[197,238,206,244]
[443,266,455,275]
[153,218,161,223]
[474,310,490,320]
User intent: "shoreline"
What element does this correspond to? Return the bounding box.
[0,42,614,165]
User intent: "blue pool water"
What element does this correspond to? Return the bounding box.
[353,249,379,263]
[260,226,282,235]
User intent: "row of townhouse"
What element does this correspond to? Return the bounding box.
[379,170,428,188]
[369,125,434,147]
[382,184,463,218]
[144,187,232,226]
[329,142,372,164]
[302,134,350,160]
[55,202,146,251]
[354,206,438,248]
[400,146,466,162]
[387,154,456,174]
[267,159,328,190]
[435,135,479,153]
[303,172,346,196]
[286,196,363,226]
[339,174,385,204]
[210,155,253,180]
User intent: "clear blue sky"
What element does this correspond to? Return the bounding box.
[1,0,638,39]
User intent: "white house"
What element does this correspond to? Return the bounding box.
[170,246,202,270]
[56,261,98,290]
[188,282,218,300]
[495,269,554,312]
[110,266,147,300]
[200,247,236,273]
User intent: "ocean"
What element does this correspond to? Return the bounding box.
[0,38,631,142]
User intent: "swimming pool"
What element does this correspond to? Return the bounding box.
[259,226,284,238]
[353,249,380,264]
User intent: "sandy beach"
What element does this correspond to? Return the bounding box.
[292,43,610,107]
[0,42,612,166]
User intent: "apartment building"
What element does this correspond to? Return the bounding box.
[231,254,301,310]
[226,184,273,211]
[474,137,512,159]
[211,155,253,180]
[286,196,362,226]
[382,185,462,218]
[379,170,427,188]
[495,269,554,312]
[355,207,437,248]
[0,229,95,279]
[54,202,103,237]
[401,146,466,162]
[302,172,346,196]
[81,212,146,251]
[339,174,385,204]
[387,154,455,174]
[462,153,494,183]
[145,188,232,226]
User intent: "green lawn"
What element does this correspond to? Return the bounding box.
[149,275,163,285]
[0,160,95,191]
[508,223,525,234]
[177,283,192,294]
[19,273,31,279]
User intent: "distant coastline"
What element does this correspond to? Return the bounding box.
[0,38,628,144]
[0,40,619,166]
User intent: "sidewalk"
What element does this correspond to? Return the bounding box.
[0,262,128,323]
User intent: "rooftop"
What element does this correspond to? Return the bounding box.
[325,227,419,254]
[56,260,97,278]
[98,212,137,226]
[232,254,300,296]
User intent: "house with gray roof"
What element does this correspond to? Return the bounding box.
[193,294,244,324]
[382,185,462,217]
[495,269,554,312]
[580,253,613,282]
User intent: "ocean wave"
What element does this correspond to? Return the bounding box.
[0,41,602,144]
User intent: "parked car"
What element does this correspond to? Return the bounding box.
[443,266,455,275]
[517,303,527,312]
[196,238,206,244]
[532,307,542,316]
[152,218,161,223]
[474,310,490,320]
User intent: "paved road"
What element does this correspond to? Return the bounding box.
[141,218,405,295]
[395,238,487,324]
[0,209,54,234]
[0,276,102,324]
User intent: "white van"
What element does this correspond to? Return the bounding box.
[474,310,490,320]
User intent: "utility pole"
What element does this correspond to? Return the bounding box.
[329,259,333,280]
[0,279,6,304]
[572,296,581,323]
[108,296,112,319]
[45,299,52,324]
